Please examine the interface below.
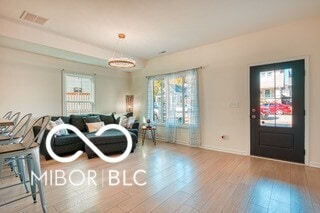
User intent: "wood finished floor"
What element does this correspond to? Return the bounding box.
[1,140,320,212]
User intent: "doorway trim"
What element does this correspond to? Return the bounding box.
[247,56,309,165]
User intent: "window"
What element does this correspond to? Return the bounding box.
[64,73,95,116]
[153,79,166,122]
[152,75,190,125]
[147,69,200,145]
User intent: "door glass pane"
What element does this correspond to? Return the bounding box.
[260,71,275,127]
[275,69,292,127]
[260,69,292,128]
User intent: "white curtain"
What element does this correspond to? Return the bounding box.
[146,77,154,122]
[186,69,201,146]
[165,72,179,143]
[146,68,201,145]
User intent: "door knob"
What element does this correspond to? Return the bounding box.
[251,115,256,119]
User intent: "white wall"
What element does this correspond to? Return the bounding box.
[131,16,320,166]
[0,47,131,117]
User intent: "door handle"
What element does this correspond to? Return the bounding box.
[251,115,256,119]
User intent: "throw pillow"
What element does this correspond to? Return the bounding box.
[126,112,134,118]
[51,116,70,124]
[51,116,72,133]
[112,112,126,124]
[119,115,129,128]
[70,114,90,132]
[54,118,69,136]
[127,116,136,129]
[47,118,69,136]
[112,112,121,121]
[116,117,121,124]
[99,114,115,125]
[86,121,104,133]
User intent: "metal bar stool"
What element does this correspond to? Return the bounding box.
[0,115,50,212]
[0,113,33,192]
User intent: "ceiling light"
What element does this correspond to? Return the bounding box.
[108,33,135,68]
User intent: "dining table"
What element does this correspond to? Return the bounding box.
[0,118,14,127]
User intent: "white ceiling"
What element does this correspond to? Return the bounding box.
[0,0,320,69]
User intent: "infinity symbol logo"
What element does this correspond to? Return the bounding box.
[45,124,133,163]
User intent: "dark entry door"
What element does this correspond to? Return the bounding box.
[250,59,305,163]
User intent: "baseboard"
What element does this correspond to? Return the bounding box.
[156,136,247,156]
[176,141,204,148]
[156,137,189,145]
[155,136,320,167]
[200,145,247,156]
[309,161,320,168]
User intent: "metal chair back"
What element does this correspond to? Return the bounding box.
[2,111,12,119]
[9,112,21,125]
[23,116,50,149]
[1,112,21,134]
[8,113,33,139]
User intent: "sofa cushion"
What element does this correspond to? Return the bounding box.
[99,114,115,125]
[83,115,101,123]
[70,114,90,132]
[128,129,138,137]
[86,130,137,145]
[131,122,139,130]
[53,133,83,146]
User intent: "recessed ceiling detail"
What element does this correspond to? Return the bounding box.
[20,11,48,25]
[0,0,318,67]
[2,0,316,60]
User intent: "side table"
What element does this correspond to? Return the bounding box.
[141,126,156,145]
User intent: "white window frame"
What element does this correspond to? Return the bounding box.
[62,72,95,116]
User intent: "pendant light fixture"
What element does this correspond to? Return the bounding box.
[108,33,136,68]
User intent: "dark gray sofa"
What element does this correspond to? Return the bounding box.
[37,113,139,160]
